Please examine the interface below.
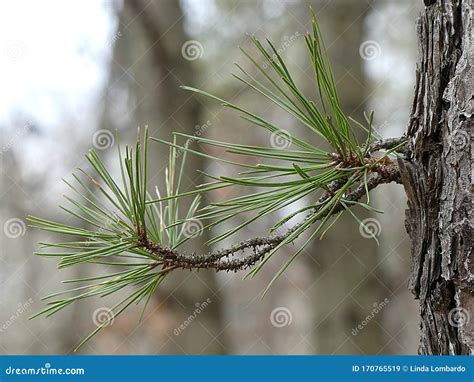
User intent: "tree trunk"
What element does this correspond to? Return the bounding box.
[400,0,473,355]
[97,0,227,353]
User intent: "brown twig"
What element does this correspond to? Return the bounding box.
[138,160,402,274]
[368,136,407,154]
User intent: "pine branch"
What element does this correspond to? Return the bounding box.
[138,162,401,273]
[27,11,410,349]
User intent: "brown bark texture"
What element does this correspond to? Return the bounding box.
[399,0,473,354]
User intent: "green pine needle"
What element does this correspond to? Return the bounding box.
[28,127,201,349]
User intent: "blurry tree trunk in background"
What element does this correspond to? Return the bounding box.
[307,1,386,354]
[400,0,472,355]
[98,0,226,353]
[1,130,91,354]
[0,152,34,352]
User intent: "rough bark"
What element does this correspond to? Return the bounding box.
[399,0,473,354]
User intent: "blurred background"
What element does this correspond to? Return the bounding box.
[0,0,422,354]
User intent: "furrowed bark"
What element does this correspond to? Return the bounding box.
[400,0,473,354]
